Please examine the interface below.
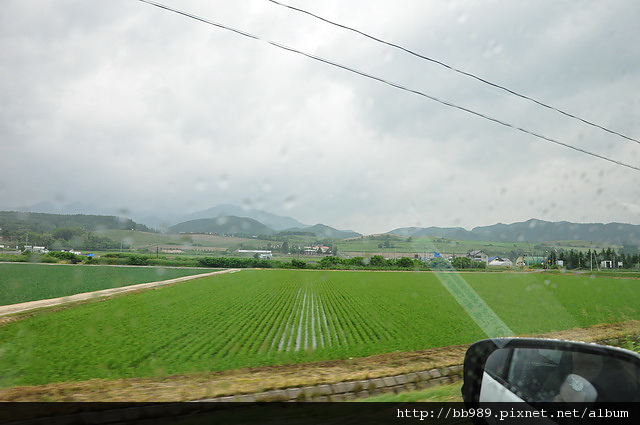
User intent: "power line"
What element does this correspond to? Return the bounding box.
[267,0,640,146]
[137,0,640,172]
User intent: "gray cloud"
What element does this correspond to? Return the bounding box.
[1,0,639,234]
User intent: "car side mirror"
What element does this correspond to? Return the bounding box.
[462,338,640,404]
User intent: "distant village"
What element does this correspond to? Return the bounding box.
[3,241,625,270]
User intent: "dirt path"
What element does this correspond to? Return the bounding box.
[0,269,241,318]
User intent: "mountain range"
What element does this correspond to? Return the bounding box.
[390,219,640,245]
[5,202,640,245]
[169,217,361,239]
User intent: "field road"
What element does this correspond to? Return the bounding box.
[0,268,241,318]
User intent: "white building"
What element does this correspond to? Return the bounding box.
[24,245,49,254]
[237,250,272,259]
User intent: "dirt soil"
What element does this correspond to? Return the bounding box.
[1,320,638,402]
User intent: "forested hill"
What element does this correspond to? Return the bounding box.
[170,216,273,236]
[390,219,640,245]
[0,211,151,237]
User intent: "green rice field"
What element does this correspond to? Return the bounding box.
[0,269,638,387]
[0,263,217,305]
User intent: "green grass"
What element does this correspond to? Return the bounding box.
[359,382,463,402]
[87,229,619,257]
[337,235,527,255]
[465,272,640,333]
[0,270,638,387]
[334,235,610,257]
[101,230,280,251]
[0,263,218,305]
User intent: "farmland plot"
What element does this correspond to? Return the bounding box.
[0,270,639,387]
[0,263,218,305]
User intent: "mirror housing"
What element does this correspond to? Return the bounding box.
[462,338,640,404]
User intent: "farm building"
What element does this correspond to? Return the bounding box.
[523,256,545,266]
[24,245,48,253]
[600,260,624,269]
[303,245,331,255]
[468,250,489,264]
[488,257,513,267]
[237,249,272,259]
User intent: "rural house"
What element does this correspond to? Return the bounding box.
[468,250,489,264]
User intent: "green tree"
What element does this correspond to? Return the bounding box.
[396,257,414,268]
[52,227,84,241]
[347,257,365,267]
[452,256,472,269]
[369,255,386,267]
[428,257,452,270]
[291,259,306,269]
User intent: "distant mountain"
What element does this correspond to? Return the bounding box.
[282,224,361,239]
[22,202,166,229]
[169,216,361,239]
[180,204,308,231]
[170,216,275,236]
[472,219,640,245]
[389,219,640,245]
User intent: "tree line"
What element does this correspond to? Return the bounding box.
[551,247,640,269]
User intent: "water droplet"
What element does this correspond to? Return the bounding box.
[218,174,229,191]
[283,195,297,210]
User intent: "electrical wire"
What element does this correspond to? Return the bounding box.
[267,0,640,147]
[137,0,640,172]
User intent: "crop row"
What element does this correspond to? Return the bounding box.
[1,270,639,387]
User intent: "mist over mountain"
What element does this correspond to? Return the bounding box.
[22,201,116,217]
[180,204,308,231]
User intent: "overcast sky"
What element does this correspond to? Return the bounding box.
[2,0,639,234]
